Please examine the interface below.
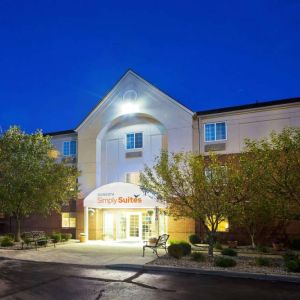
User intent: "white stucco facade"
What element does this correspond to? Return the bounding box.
[76,70,194,197]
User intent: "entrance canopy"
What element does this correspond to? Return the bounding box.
[84,182,165,209]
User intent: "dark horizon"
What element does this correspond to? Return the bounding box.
[0,1,299,133]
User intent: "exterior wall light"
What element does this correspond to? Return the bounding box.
[121,89,139,114]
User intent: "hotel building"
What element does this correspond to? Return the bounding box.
[1,70,300,242]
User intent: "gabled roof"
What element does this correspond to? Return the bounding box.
[44,129,76,136]
[76,69,193,131]
[196,97,300,116]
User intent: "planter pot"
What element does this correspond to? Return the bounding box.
[80,235,87,243]
[227,241,238,249]
[272,242,284,251]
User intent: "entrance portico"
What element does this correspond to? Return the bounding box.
[83,182,166,241]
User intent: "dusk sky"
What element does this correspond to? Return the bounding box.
[0,0,299,133]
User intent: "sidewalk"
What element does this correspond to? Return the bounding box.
[0,240,156,266]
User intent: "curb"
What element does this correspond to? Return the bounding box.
[106,264,300,283]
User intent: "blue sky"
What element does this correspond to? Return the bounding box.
[0,0,299,133]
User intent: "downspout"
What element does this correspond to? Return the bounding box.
[197,113,201,153]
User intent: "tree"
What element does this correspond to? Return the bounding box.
[240,128,300,240]
[140,151,240,257]
[0,126,79,241]
[229,152,275,248]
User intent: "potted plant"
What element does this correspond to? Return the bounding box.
[80,233,87,243]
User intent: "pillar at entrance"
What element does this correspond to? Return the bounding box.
[84,206,89,240]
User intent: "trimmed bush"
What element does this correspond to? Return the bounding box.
[290,238,300,250]
[283,251,299,263]
[0,236,14,247]
[168,244,184,259]
[285,259,300,273]
[214,257,237,268]
[37,239,48,246]
[221,248,237,257]
[61,233,72,241]
[255,257,271,267]
[214,241,223,250]
[51,232,61,243]
[178,242,192,256]
[256,245,268,253]
[189,234,201,245]
[191,252,205,262]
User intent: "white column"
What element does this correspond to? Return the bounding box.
[84,206,89,240]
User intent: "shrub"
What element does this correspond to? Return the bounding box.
[283,251,299,263]
[191,252,205,262]
[256,245,268,253]
[169,241,192,256]
[168,244,184,259]
[214,241,223,250]
[37,239,48,246]
[61,233,72,241]
[189,234,201,244]
[214,257,237,268]
[221,248,237,257]
[255,257,271,267]
[290,238,300,250]
[0,236,14,247]
[285,259,300,273]
[51,232,61,243]
[178,242,192,256]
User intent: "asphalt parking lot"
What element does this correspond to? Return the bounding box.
[1,258,300,299]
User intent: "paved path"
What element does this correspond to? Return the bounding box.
[1,258,300,299]
[0,241,156,266]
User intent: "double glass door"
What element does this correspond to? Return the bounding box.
[126,212,142,240]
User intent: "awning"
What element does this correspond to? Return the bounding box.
[84,182,165,209]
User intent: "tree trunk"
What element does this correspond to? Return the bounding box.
[208,232,215,258]
[250,234,256,248]
[15,217,21,242]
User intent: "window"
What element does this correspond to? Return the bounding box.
[204,122,227,142]
[61,213,76,228]
[125,172,140,185]
[63,141,77,156]
[126,132,143,150]
[206,217,229,232]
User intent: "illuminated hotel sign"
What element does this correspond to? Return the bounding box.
[97,192,143,205]
[84,182,165,209]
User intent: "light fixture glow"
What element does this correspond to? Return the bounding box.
[121,102,139,114]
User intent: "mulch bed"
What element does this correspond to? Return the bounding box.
[148,254,300,277]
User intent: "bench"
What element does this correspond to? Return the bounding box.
[21,231,54,250]
[143,234,169,257]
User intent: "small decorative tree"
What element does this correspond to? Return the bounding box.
[0,126,80,241]
[242,128,300,240]
[140,151,240,257]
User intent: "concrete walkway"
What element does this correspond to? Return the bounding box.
[0,241,157,266]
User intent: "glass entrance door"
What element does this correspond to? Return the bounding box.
[127,213,142,240]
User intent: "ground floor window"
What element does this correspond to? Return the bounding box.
[62,212,76,228]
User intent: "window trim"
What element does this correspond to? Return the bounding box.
[204,122,227,142]
[125,132,143,151]
[62,140,77,157]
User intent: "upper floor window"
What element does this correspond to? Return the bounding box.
[126,132,143,150]
[205,122,227,142]
[63,141,77,156]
